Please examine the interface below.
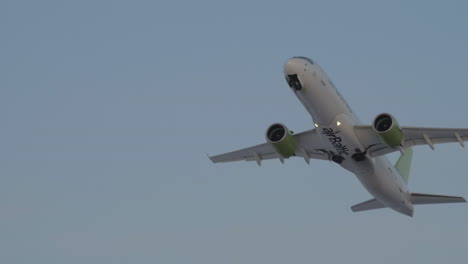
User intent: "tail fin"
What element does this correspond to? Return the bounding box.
[395,147,413,184]
[410,193,466,204]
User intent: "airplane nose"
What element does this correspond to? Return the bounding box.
[284,57,315,91]
[284,58,304,91]
[284,56,315,74]
[283,57,302,75]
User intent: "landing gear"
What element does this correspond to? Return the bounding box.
[352,152,366,162]
[286,74,302,91]
[331,155,344,164]
[352,148,367,162]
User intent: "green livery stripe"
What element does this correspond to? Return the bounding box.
[272,131,296,158]
[375,116,404,147]
[395,148,413,184]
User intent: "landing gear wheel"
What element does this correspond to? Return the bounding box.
[287,74,302,91]
[352,153,366,162]
[331,155,344,164]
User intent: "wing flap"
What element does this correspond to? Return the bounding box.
[209,128,328,164]
[402,127,468,148]
[209,143,277,163]
[354,125,468,157]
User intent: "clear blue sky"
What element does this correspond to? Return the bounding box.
[2,0,468,263]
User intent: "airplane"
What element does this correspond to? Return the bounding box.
[209,56,467,217]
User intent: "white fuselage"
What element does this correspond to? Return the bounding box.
[284,57,413,216]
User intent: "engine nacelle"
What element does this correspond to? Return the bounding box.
[266,123,296,158]
[372,113,404,148]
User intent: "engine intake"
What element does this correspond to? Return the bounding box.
[266,123,296,158]
[372,113,403,148]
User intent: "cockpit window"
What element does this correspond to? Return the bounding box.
[293,56,314,64]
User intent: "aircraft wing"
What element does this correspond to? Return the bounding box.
[209,129,329,165]
[354,125,468,157]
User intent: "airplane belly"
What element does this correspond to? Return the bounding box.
[315,113,363,165]
[294,72,348,125]
[351,157,412,213]
[314,114,411,211]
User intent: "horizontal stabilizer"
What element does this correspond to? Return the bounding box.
[351,198,386,212]
[410,193,466,205]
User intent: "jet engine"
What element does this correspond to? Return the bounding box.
[372,113,404,148]
[266,123,296,158]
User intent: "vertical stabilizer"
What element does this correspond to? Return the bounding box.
[395,148,413,184]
